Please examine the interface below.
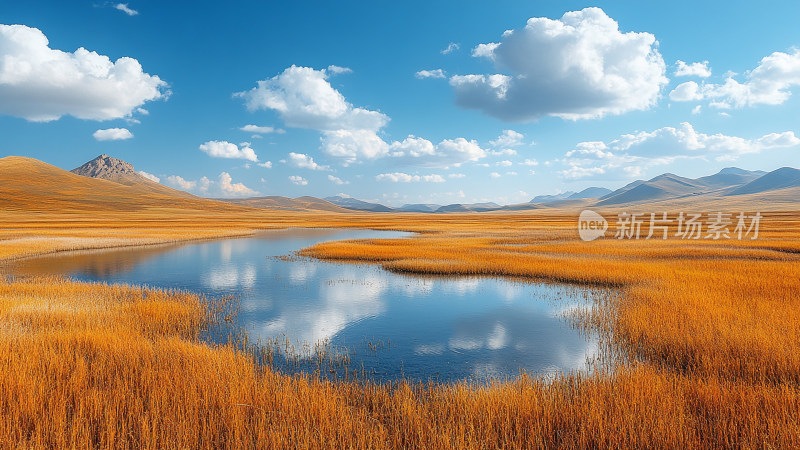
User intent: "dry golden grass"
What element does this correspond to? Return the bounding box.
[2,276,799,449]
[2,156,800,447]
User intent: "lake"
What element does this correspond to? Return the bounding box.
[11,228,599,382]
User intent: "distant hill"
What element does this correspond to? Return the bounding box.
[223,196,349,212]
[11,155,797,215]
[0,156,242,213]
[530,192,575,203]
[325,196,394,212]
[397,204,442,212]
[697,167,765,189]
[435,204,473,213]
[727,167,800,196]
[568,187,612,199]
[596,173,707,206]
[70,154,197,198]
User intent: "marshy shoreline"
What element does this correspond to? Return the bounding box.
[2,212,800,448]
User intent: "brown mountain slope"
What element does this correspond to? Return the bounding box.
[222,195,350,212]
[0,156,249,213]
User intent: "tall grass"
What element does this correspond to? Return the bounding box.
[1,210,800,447]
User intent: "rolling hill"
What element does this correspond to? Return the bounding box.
[727,167,800,196]
[222,196,350,212]
[0,155,246,213]
[2,155,798,215]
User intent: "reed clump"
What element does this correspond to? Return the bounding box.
[1,210,800,447]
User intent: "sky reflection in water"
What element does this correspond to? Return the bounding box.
[13,229,598,382]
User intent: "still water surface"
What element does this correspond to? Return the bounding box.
[12,229,599,382]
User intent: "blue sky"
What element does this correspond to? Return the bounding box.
[2,1,800,205]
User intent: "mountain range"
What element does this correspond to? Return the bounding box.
[323,167,799,212]
[2,154,799,214]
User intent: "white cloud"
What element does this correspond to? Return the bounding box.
[240,124,281,134]
[326,65,352,75]
[675,60,711,78]
[375,172,446,183]
[166,172,257,197]
[521,158,539,166]
[258,161,272,168]
[691,105,702,115]
[289,175,308,185]
[441,42,460,54]
[415,69,446,79]
[321,129,389,163]
[489,129,524,148]
[238,65,488,167]
[0,25,166,122]
[166,175,196,190]
[235,65,388,132]
[560,122,800,179]
[218,172,257,197]
[114,3,138,16]
[389,137,487,167]
[448,8,667,121]
[448,173,466,179]
[327,175,349,185]
[490,148,517,156]
[199,140,258,162]
[669,50,800,108]
[490,172,501,178]
[93,127,133,141]
[287,152,330,170]
[137,171,159,183]
[669,81,704,101]
[496,160,513,167]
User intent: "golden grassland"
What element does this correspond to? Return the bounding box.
[1,209,799,448]
[1,154,800,447]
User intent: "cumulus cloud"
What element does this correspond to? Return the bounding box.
[199,140,258,162]
[326,65,352,75]
[93,127,133,141]
[257,161,272,168]
[375,172,446,183]
[490,172,501,178]
[675,60,711,78]
[137,171,159,183]
[166,175,196,190]
[559,122,800,179]
[289,175,308,185]
[389,137,487,168]
[327,175,349,185]
[489,129,524,148]
[240,124,282,134]
[441,42,460,54]
[287,152,330,170]
[235,65,388,132]
[415,69,446,79]
[237,65,488,167]
[218,172,257,196]
[669,81,704,101]
[0,24,166,122]
[669,49,800,108]
[114,3,138,16]
[448,7,667,121]
[166,172,257,197]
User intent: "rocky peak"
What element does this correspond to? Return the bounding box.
[71,154,137,179]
